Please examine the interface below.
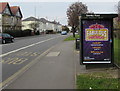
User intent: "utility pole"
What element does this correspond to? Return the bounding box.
[34,6,36,18]
[34,4,37,34]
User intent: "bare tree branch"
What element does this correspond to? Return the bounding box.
[66,2,88,37]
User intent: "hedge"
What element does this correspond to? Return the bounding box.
[3,29,32,37]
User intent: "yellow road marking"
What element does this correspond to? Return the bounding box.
[16,52,39,57]
[0,52,40,64]
[0,45,56,89]
[8,58,28,65]
[0,58,28,65]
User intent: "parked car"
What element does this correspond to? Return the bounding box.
[61,31,67,35]
[0,33,14,44]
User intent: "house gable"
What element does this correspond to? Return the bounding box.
[16,8,22,18]
[3,4,12,15]
[10,6,23,18]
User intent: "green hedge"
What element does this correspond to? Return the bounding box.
[3,29,32,37]
[4,30,22,37]
[21,29,32,37]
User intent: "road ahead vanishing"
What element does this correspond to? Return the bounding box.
[0,34,68,88]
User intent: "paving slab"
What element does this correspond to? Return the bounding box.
[46,52,60,57]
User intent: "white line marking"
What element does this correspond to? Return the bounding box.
[0,36,61,57]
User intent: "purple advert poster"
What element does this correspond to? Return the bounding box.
[82,20,112,63]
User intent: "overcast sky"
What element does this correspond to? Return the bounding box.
[1,0,119,25]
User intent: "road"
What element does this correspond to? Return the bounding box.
[0,34,68,88]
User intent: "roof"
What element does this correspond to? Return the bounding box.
[0,2,7,13]
[22,17,39,21]
[0,2,23,18]
[50,21,61,25]
[39,18,61,25]
[23,17,62,25]
[39,18,49,23]
[10,6,19,15]
[0,2,11,14]
[10,6,23,18]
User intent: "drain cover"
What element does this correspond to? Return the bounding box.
[46,52,60,57]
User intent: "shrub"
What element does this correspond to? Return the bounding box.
[35,31,40,35]
[3,30,22,37]
[22,29,32,36]
[3,29,32,37]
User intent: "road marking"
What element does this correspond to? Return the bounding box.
[8,58,28,65]
[0,52,39,65]
[0,36,61,58]
[0,43,57,89]
[16,52,39,57]
[0,58,28,64]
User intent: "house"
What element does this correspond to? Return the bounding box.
[10,6,23,30]
[0,2,23,32]
[50,21,62,33]
[0,2,13,32]
[39,18,48,33]
[22,16,62,34]
[22,17,46,34]
[38,18,62,33]
[39,18,54,33]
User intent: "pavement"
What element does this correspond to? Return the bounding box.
[4,39,119,89]
[5,41,76,89]
[1,34,68,84]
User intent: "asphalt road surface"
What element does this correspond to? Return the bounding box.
[0,34,69,87]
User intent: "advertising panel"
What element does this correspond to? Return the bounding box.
[81,20,112,64]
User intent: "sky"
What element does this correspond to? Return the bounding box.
[1,0,119,25]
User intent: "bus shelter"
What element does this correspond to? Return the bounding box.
[80,14,118,65]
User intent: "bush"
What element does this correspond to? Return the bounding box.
[22,29,32,36]
[3,29,32,37]
[46,30,54,34]
[4,30,22,37]
[35,31,40,35]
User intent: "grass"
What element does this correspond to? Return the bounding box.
[64,34,80,41]
[114,38,120,67]
[76,72,119,90]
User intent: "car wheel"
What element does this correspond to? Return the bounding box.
[2,40,6,44]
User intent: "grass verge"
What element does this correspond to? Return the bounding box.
[114,38,120,67]
[76,72,119,90]
[64,34,79,41]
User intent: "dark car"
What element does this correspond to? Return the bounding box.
[0,33,14,44]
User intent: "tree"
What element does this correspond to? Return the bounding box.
[118,1,120,39]
[67,2,88,37]
[62,26,70,33]
[118,1,120,21]
[29,22,39,34]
